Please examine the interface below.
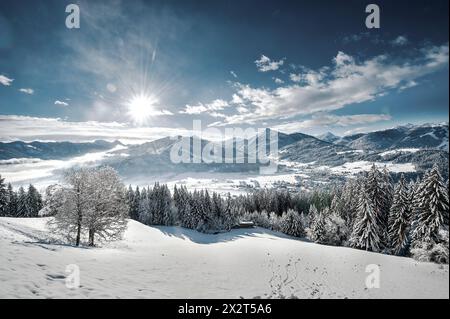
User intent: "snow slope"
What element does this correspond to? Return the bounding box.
[0,217,448,299]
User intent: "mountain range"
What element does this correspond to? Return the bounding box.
[1,123,448,179]
[0,140,122,160]
[335,123,449,151]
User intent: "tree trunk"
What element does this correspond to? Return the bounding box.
[75,216,81,246]
[88,229,95,246]
[75,185,82,247]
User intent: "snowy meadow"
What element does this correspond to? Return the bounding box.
[0,162,448,299]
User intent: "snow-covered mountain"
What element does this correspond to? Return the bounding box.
[78,124,449,180]
[101,130,358,178]
[1,123,448,186]
[317,132,341,144]
[0,140,122,160]
[337,123,449,151]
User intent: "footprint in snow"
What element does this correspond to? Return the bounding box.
[46,274,66,280]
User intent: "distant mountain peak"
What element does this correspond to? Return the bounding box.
[318,132,341,143]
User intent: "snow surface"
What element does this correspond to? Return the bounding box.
[0,217,448,299]
[318,161,416,176]
[379,148,420,157]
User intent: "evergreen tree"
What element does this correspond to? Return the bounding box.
[26,184,42,217]
[131,186,141,221]
[7,183,18,217]
[17,186,28,217]
[350,189,382,252]
[381,166,394,212]
[411,165,449,245]
[138,187,151,224]
[126,186,139,220]
[279,209,305,237]
[388,175,412,256]
[364,164,390,248]
[0,174,7,216]
[174,185,193,228]
[310,211,326,243]
[338,178,361,228]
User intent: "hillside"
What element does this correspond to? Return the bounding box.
[338,123,449,151]
[0,140,122,160]
[0,217,448,299]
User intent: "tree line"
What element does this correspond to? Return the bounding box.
[1,164,448,264]
[0,175,42,217]
[125,164,448,263]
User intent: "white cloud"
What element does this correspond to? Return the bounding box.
[213,43,449,126]
[255,55,285,72]
[0,115,190,144]
[289,73,301,82]
[392,36,408,46]
[399,80,418,91]
[230,71,238,78]
[231,94,244,105]
[290,70,325,85]
[180,99,229,115]
[0,74,13,86]
[210,112,227,118]
[236,106,249,113]
[54,100,69,106]
[106,83,117,92]
[181,104,208,115]
[273,77,284,84]
[19,88,34,95]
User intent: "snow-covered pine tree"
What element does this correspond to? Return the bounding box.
[330,190,343,219]
[174,185,192,228]
[364,164,390,248]
[0,174,7,216]
[160,184,175,226]
[381,166,394,213]
[17,186,27,217]
[138,187,151,225]
[126,186,138,220]
[210,192,225,230]
[6,183,18,217]
[26,184,42,217]
[279,209,305,238]
[411,165,449,246]
[189,190,203,230]
[388,174,412,256]
[132,186,141,221]
[350,188,382,252]
[409,176,423,226]
[339,178,361,228]
[195,189,214,231]
[310,210,326,243]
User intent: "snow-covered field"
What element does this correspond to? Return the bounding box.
[317,161,416,176]
[0,217,448,299]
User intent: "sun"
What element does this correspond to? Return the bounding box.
[126,93,159,125]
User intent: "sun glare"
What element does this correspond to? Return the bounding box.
[126,93,159,125]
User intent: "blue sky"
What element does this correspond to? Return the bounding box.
[0,0,448,142]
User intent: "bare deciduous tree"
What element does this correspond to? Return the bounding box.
[47,166,128,246]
